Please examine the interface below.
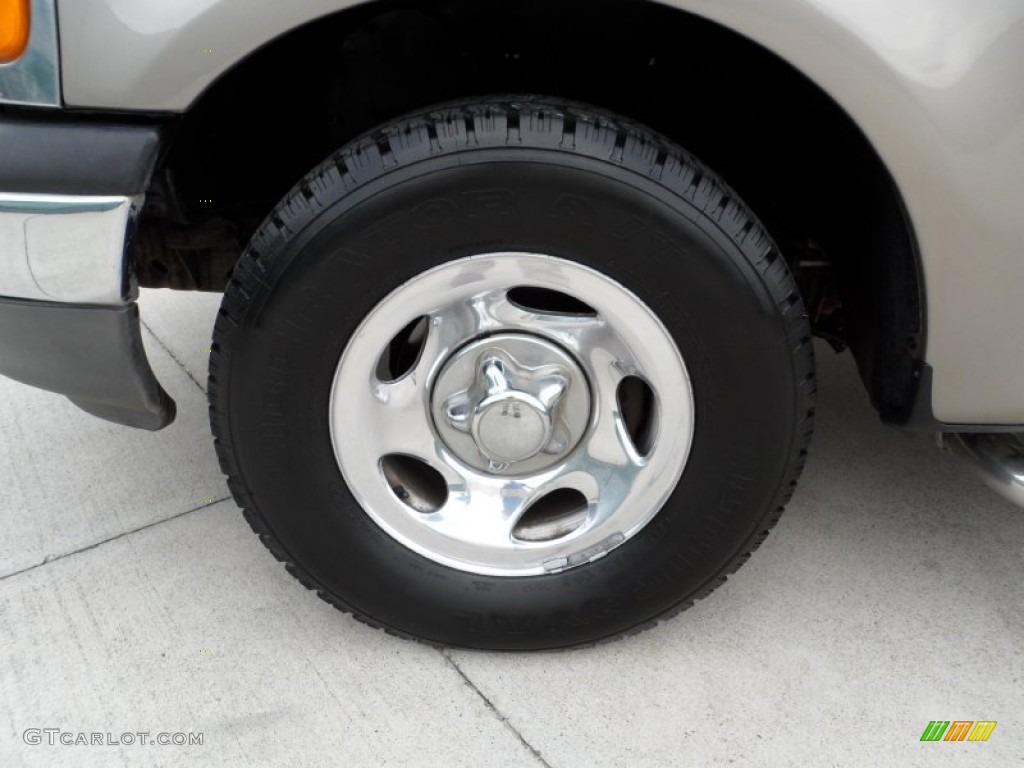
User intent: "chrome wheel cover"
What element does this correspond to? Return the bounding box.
[329,253,694,576]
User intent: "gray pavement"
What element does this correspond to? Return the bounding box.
[1,288,1021,767]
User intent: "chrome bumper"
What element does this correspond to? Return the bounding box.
[0,193,139,304]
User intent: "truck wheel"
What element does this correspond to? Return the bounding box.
[208,97,815,650]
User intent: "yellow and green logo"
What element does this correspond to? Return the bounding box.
[920,721,997,742]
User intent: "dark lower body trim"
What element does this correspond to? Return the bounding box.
[0,298,174,430]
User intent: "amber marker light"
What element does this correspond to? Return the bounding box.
[0,0,31,63]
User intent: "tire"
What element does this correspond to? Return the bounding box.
[209,96,815,650]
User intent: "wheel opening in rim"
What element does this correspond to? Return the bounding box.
[506,286,597,316]
[380,454,448,514]
[617,375,658,457]
[375,315,429,382]
[513,488,589,543]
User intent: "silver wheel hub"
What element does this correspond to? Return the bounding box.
[329,253,694,577]
[433,335,590,474]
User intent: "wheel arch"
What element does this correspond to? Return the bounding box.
[133,0,926,422]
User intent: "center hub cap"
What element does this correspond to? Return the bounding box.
[474,389,551,463]
[432,334,590,474]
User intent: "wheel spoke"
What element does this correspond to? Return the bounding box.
[416,312,467,380]
[480,290,608,354]
[426,465,609,547]
[357,375,431,456]
[426,473,534,549]
[585,353,646,469]
[345,316,449,467]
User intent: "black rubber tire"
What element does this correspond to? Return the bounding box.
[209,96,815,650]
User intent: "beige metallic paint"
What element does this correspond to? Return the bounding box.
[56,0,1024,424]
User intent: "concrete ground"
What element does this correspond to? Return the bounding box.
[1,288,1021,768]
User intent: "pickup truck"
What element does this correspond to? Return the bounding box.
[2,0,1022,650]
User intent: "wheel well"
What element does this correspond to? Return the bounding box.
[142,0,923,422]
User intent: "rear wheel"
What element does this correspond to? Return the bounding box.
[209,97,815,650]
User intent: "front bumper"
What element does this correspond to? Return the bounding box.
[0,113,175,429]
[0,193,136,304]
